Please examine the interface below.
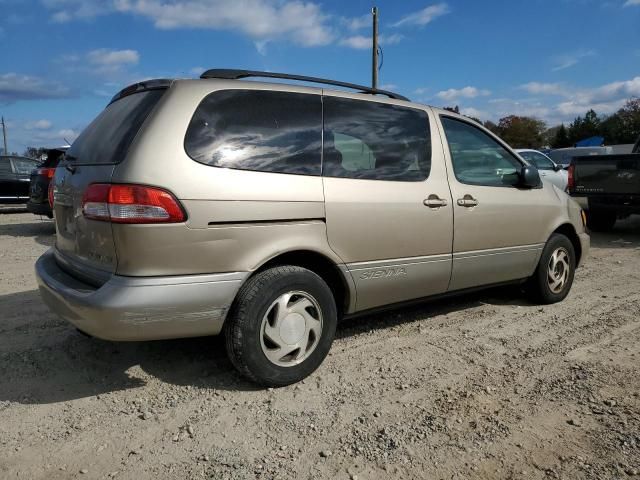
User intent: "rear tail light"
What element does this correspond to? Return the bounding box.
[82,184,186,224]
[36,167,56,179]
[567,163,575,192]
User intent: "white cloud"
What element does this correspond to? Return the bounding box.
[340,33,404,49]
[339,35,369,49]
[0,73,71,103]
[379,83,398,91]
[114,0,334,47]
[414,87,429,95]
[551,49,596,71]
[189,66,205,76]
[25,119,53,130]
[87,48,139,67]
[436,86,491,101]
[43,0,114,22]
[392,3,450,27]
[460,106,489,119]
[624,0,640,5]
[519,82,568,96]
[341,13,370,31]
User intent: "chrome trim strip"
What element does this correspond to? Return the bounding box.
[347,253,452,271]
[453,243,544,260]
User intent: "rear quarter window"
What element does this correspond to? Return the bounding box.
[184,90,322,176]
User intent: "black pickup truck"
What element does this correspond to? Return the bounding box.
[568,136,640,231]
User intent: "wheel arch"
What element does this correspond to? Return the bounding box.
[246,249,355,316]
[551,223,582,266]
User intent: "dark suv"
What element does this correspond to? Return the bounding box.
[27,147,68,217]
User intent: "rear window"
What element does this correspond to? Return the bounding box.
[12,158,38,174]
[66,89,166,165]
[184,90,322,175]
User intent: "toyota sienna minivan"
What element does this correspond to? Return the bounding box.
[36,70,590,387]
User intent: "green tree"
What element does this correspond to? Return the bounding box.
[495,115,546,148]
[483,120,499,135]
[22,146,48,159]
[567,109,601,145]
[551,124,571,148]
[599,98,640,144]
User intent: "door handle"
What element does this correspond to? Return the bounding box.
[423,194,448,208]
[457,195,478,207]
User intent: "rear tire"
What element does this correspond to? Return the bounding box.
[587,209,616,232]
[526,233,576,304]
[224,266,337,387]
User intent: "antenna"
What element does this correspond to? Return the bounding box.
[1,117,7,155]
[371,7,379,89]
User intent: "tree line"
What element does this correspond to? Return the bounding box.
[446,97,640,150]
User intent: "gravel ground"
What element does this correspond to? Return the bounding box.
[1,210,639,480]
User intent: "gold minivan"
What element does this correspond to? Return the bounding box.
[36,70,590,386]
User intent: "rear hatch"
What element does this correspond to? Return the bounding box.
[52,84,168,285]
[572,154,640,196]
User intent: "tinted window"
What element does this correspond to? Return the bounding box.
[441,116,522,187]
[185,90,321,175]
[0,158,12,176]
[12,158,37,174]
[519,151,554,170]
[323,97,430,181]
[67,89,166,165]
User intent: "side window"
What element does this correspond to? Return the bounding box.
[185,90,321,175]
[440,116,522,187]
[11,159,36,175]
[323,96,431,181]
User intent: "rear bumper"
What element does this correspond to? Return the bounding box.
[578,232,590,267]
[35,249,248,341]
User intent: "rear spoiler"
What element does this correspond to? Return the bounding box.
[109,79,173,105]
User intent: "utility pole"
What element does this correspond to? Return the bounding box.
[1,117,7,156]
[371,6,378,89]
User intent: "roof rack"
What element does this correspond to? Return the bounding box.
[199,69,409,101]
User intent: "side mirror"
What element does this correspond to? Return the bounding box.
[520,165,542,188]
[553,163,562,171]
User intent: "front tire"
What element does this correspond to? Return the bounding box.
[224,266,337,387]
[526,233,576,304]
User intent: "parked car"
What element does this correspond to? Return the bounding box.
[0,155,41,204]
[549,146,612,168]
[516,149,568,190]
[27,147,69,217]
[568,135,640,231]
[36,70,590,387]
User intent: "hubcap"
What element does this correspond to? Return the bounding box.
[260,291,323,367]
[547,247,570,294]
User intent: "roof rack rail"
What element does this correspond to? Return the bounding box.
[199,69,409,101]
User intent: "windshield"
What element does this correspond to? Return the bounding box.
[66,89,166,165]
[519,151,555,170]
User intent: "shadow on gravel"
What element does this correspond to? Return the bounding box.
[589,215,640,250]
[0,219,55,246]
[337,284,529,338]
[0,284,531,404]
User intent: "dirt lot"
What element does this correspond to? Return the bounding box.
[1,209,639,480]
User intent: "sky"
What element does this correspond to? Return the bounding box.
[1,0,639,154]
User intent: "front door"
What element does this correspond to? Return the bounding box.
[438,115,552,291]
[322,94,453,311]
